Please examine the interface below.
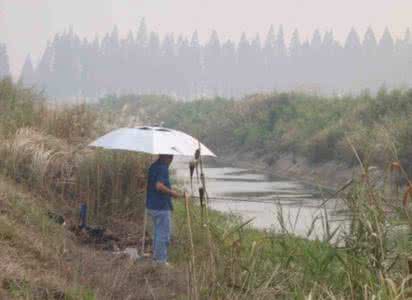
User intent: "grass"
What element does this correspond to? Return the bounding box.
[169,168,412,299]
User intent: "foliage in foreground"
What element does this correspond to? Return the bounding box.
[171,165,412,299]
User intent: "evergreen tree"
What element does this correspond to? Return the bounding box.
[135,19,149,92]
[363,27,378,55]
[19,55,36,87]
[344,28,362,52]
[289,29,301,57]
[120,31,135,93]
[221,40,236,97]
[147,31,161,93]
[0,43,10,79]
[322,31,341,91]
[274,26,287,89]
[379,27,394,56]
[204,30,221,95]
[274,25,286,56]
[289,29,302,88]
[263,25,276,90]
[310,29,322,51]
[160,34,177,94]
[378,28,395,86]
[263,25,276,62]
[237,33,254,94]
[343,28,362,89]
[187,31,202,97]
[251,34,263,92]
[35,42,54,92]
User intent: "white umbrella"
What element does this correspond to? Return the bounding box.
[89,126,216,157]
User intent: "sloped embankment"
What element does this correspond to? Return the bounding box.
[0,174,187,299]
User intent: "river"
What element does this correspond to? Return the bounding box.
[173,159,348,241]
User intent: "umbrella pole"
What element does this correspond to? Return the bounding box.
[141,157,153,258]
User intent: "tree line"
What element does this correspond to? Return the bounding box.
[10,21,412,99]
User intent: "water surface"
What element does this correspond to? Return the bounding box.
[172,160,347,240]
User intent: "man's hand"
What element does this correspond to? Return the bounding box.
[155,181,185,198]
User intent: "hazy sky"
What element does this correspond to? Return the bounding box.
[1,0,411,77]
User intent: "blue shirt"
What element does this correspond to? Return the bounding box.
[146,160,173,211]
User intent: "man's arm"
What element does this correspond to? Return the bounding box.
[156,181,181,198]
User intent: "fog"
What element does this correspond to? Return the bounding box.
[1,0,412,98]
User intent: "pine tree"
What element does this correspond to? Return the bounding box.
[263,25,276,90]
[378,28,395,86]
[288,29,302,89]
[0,43,10,79]
[160,34,177,94]
[221,40,236,97]
[274,25,286,57]
[379,27,394,56]
[344,28,362,52]
[237,33,252,93]
[322,31,341,91]
[249,34,264,92]
[311,29,322,51]
[19,55,36,87]
[135,19,149,92]
[136,19,148,48]
[289,29,301,57]
[263,25,276,59]
[147,32,161,93]
[363,27,378,55]
[204,30,221,95]
[35,42,54,92]
[343,28,362,88]
[187,31,202,97]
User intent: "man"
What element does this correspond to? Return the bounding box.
[146,154,183,265]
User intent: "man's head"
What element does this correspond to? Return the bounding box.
[159,154,174,166]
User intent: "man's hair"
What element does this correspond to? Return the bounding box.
[159,154,173,161]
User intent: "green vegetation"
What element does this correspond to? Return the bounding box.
[101,89,412,176]
[169,173,412,298]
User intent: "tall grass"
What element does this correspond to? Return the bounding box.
[170,159,412,299]
[0,79,150,222]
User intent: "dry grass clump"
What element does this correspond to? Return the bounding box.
[43,103,99,143]
[0,127,150,222]
[1,128,74,193]
[0,81,150,221]
[0,78,46,138]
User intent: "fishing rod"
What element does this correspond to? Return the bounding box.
[189,195,319,204]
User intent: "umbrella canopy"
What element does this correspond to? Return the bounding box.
[89,126,216,157]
